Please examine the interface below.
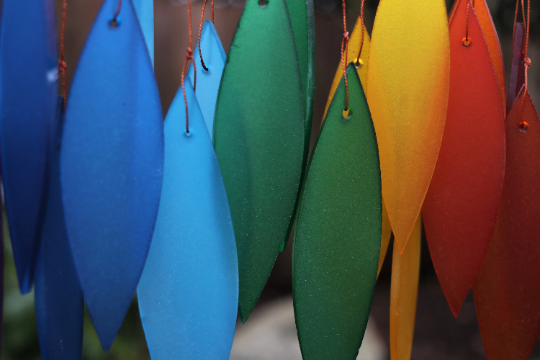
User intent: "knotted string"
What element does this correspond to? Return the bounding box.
[198,0,215,71]
[354,0,366,68]
[182,0,196,133]
[463,0,475,46]
[341,0,350,111]
[58,0,68,108]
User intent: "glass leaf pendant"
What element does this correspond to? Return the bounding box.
[473,89,540,360]
[187,21,227,137]
[366,0,450,253]
[422,0,505,316]
[293,65,381,360]
[0,0,58,293]
[60,0,164,350]
[35,97,84,360]
[213,0,304,322]
[138,84,238,360]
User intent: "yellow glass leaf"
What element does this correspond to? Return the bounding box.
[473,0,506,111]
[377,201,392,278]
[323,16,370,118]
[366,0,450,253]
[390,213,422,360]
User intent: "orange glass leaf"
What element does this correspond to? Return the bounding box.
[422,0,505,317]
[473,0,506,111]
[366,0,450,253]
[473,90,540,360]
[323,17,370,118]
[390,213,421,360]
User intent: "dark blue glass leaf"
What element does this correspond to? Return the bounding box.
[138,83,238,360]
[0,0,58,293]
[35,97,84,360]
[187,20,227,137]
[60,0,164,350]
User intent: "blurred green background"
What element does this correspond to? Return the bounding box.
[2,0,539,359]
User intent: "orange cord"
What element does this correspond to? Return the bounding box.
[198,0,215,71]
[341,0,349,111]
[182,0,196,133]
[113,0,123,22]
[58,0,67,107]
[517,0,531,124]
[355,0,366,66]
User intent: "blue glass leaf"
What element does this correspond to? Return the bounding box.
[138,83,238,360]
[187,21,227,137]
[0,175,3,353]
[132,0,154,66]
[60,0,164,350]
[35,97,84,360]
[0,0,58,293]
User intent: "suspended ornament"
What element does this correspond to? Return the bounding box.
[187,1,227,137]
[138,4,238,358]
[132,0,154,65]
[293,64,381,360]
[323,1,392,277]
[474,2,540,359]
[35,97,84,360]
[213,0,305,321]
[422,0,505,316]
[366,0,450,253]
[508,21,526,113]
[390,214,422,360]
[60,0,164,350]
[0,0,58,293]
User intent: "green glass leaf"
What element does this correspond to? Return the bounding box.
[281,0,316,252]
[292,64,382,360]
[213,0,304,322]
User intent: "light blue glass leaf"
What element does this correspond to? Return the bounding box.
[132,0,154,67]
[187,20,226,137]
[138,83,238,360]
[0,0,58,293]
[60,0,164,350]
[35,97,84,360]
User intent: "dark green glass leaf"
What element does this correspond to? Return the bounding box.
[281,0,316,252]
[214,0,304,322]
[293,64,382,360]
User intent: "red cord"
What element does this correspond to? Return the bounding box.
[182,0,196,133]
[355,0,366,66]
[198,0,214,72]
[341,0,349,111]
[58,0,67,107]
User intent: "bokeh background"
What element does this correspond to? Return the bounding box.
[2,0,540,359]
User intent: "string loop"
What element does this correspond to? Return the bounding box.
[354,0,366,67]
[182,0,196,133]
[341,0,349,111]
[198,0,215,72]
[58,0,67,107]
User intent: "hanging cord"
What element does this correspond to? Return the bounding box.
[516,0,531,130]
[111,0,123,25]
[58,0,67,108]
[197,0,215,71]
[182,0,196,133]
[354,0,366,67]
[341,0,350,111]
[463,0,475,46]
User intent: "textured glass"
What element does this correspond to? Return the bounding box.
[213,0,304,322]
[323,24,392,278]
[508,23,525,114]
[324,18,370,117]
[366,0,450,253]
[35,97,84,360]
[0,0,58,293]
[187,21,226,137]
[133,0,154,66]
[60,0,163,350]
[138,84,238,360]
[293,65,381,360]
[473,90,540,360]
[390,214,422,360]
[422,0,505,317]
[474,0,506,111]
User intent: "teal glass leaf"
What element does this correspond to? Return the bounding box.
[138,83,238,360]
[213,0,304,322]
[293,64,382,360]
[187,20,227,137]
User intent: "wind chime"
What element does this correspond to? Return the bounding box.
[0,0,538,359]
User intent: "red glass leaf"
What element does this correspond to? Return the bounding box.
[422,0,505,316]
[507,23,526,114]
[473,89,540,360]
